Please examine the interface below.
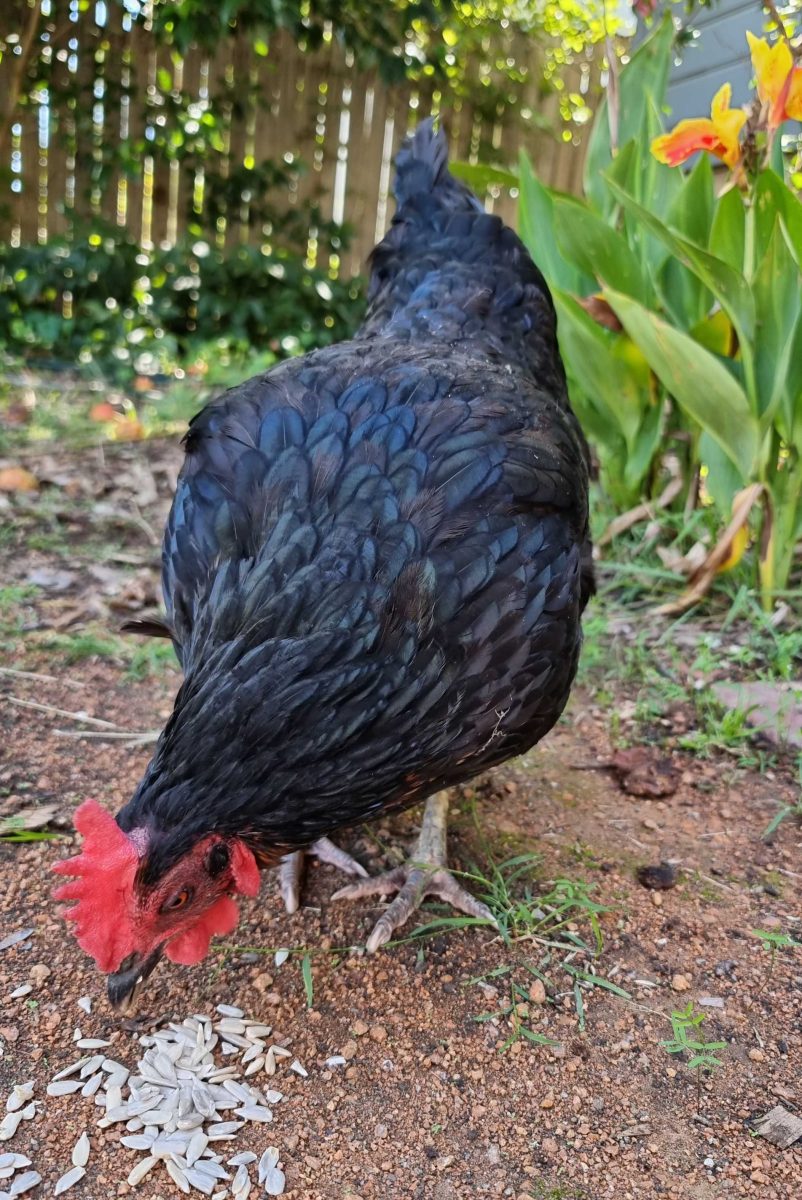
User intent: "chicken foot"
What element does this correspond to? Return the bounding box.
[331,791,497,953]
[279,837,368,914]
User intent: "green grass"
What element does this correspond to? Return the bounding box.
[0,584,40,652]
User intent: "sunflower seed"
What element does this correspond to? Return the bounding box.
[234,1105,272,1123]
[216,1019,246,1035]
[52,1058,87,1082]
[6,1083,34,1112]
[54,1166,86,1195]
[192,1160,231,1181]
[8,985,31,1000]
[244,1024,272,1039]
[0,1156,31,1170]
[231,1164,250,1195]
[18,1105,36,1122]
[258,1148,279,1182]
[289,1060,308,1077]
[80,1073,104,1098]
[9,1170,42,1195]
[264,1091,283,1104]
[325,1056,346,1068]
[0,1165,14,1180]
[120,1135,153,1150]
[0,930,33,951]
[186,1129,209,1165]
[76,1038,111,1049]
[77,995,92,1014]
[271,1046,291,1059]
[207,1121,244,1138]
[177,1113,206,1131]
[227,1152,257,1166]
[80,1055,105,1078]
[127,1156,158,1185]
[47,1080,83,1097]
[274,949,290,967]
[215,1005,244,1018]
[184,1169,218,1196]
[263,1165,286,1196]
[71,1132,90,1167]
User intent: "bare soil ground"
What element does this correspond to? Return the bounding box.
[1,436,801,1200]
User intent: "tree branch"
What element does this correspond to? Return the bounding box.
[0,0,43,161]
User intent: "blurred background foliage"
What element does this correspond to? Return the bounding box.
[1,0,801,610]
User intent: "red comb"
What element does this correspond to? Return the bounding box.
[52,799,142,973]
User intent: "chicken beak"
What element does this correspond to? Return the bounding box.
[107,945,165,1014]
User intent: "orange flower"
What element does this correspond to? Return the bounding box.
[651,84,747,169]
[747,32,802,128]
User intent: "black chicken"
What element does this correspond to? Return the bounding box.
[54,120,593,1011]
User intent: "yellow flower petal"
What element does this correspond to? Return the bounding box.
[747,31,798,128]
[786,67,802,121]
[651,81,745,169]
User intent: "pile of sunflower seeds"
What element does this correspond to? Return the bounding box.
[4,1004,295,1197]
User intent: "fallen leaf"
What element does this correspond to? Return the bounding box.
[598,457,683,548]
[656,484,767,616]
[0,804,60,834]
[0,466,38,493]
[752,1106,802,1150]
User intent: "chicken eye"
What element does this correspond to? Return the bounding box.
[162,887,193,913]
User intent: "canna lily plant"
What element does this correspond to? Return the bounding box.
[514,15,802,610]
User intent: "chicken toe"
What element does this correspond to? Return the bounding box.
[279,837,368,914]
[332,791,497,952]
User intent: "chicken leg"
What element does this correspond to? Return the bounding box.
[331,791,497,952]
[279,837,368,914]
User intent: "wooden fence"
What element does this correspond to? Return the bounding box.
[0,3,601,276]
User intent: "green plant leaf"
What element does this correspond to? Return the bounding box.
[699,430,744,513]
[754,170,802,266]
[605,288,757,480]
[709,185,746,270]
[752,217,802,434]
[301,954,314,1008]
[666,154,714,246]
[552,195,651,303]
[450,161,519,191]
[606,176,755,343]
[517,154,585,293]
[583,14,675,214]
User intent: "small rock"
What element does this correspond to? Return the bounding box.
[671,974,691,992]
[340,1041,358,1061]
[29,964,51,987]
[749,1048,765,1063]
[540,1092,555,1109]
[636,862,678,891]
[369,1025,387,1043]
[528,979,547,1005]
[352,1020,369,1036]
